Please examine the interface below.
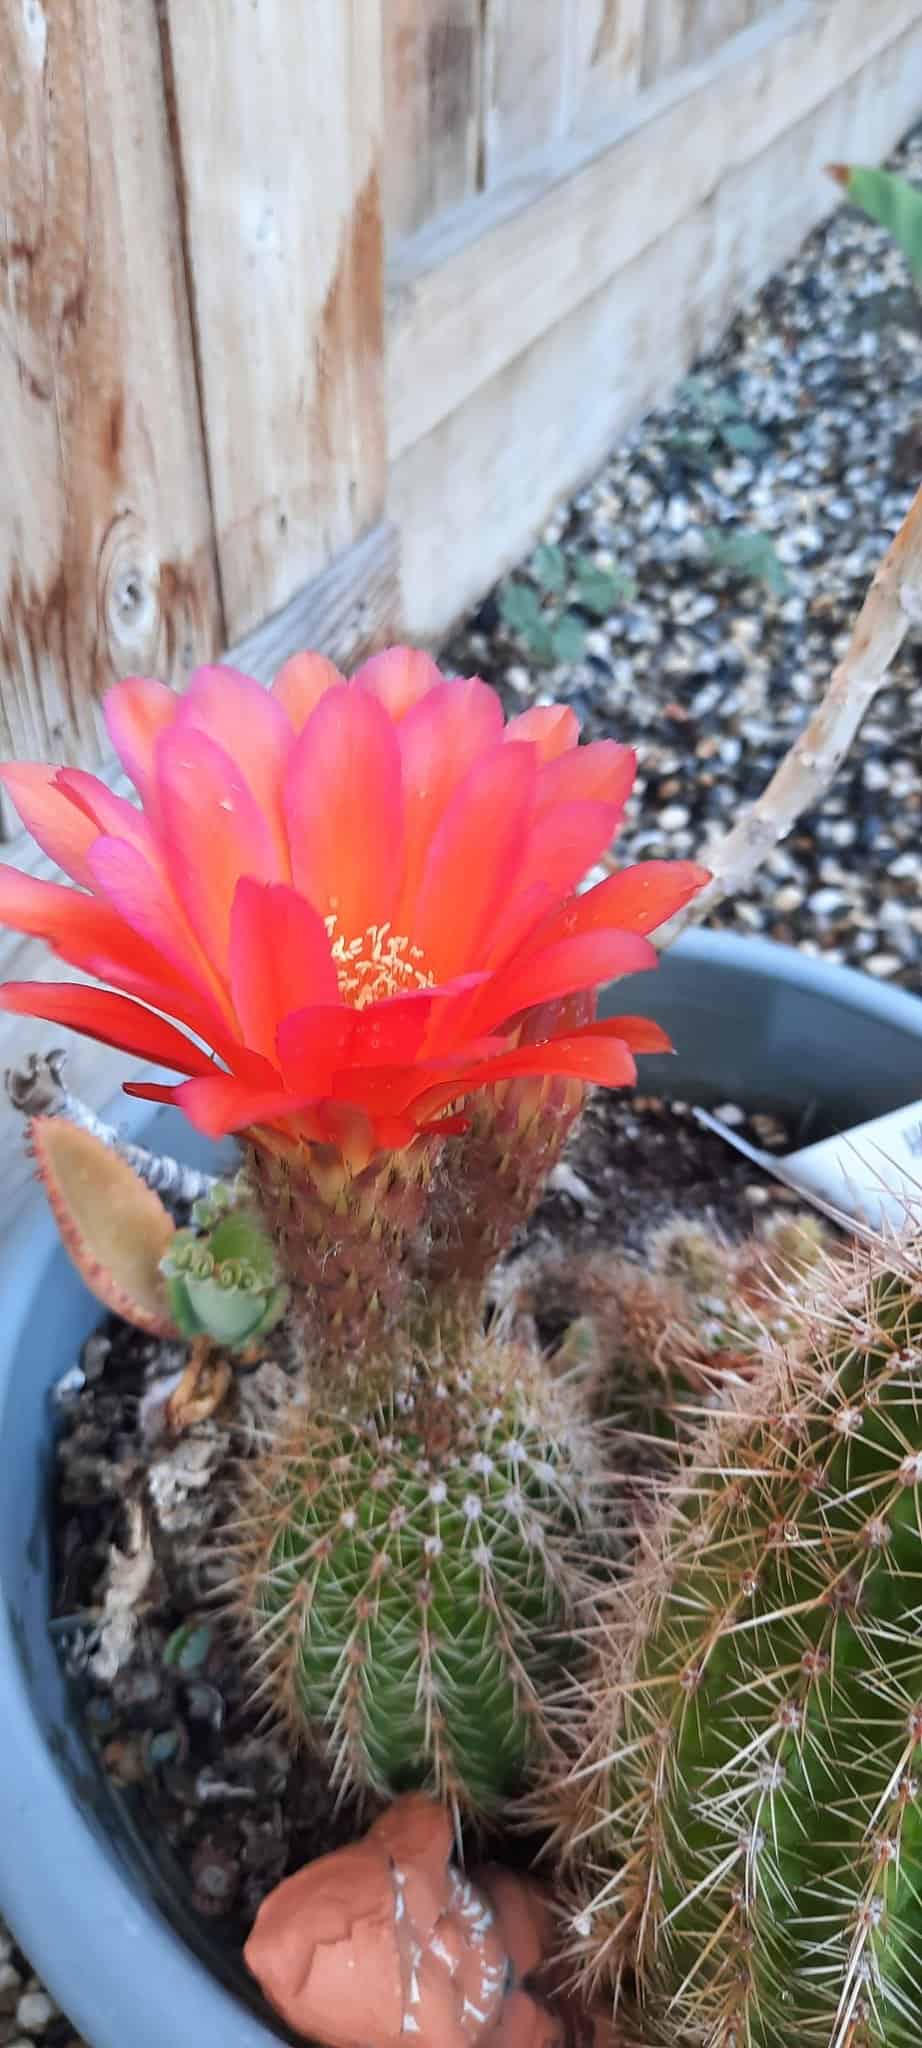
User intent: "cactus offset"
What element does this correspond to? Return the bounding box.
[161,1177,289,1349]
[235,1329,598,1817]
[569,1232,922,2048]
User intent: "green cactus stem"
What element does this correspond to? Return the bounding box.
[233,1330,599,1818]
[570,1235,922,2048]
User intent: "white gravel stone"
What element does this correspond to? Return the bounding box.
[16,1989,56,2032]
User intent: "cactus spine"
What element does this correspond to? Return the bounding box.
[570,1234,922,2047]
[235,1328,597,1817]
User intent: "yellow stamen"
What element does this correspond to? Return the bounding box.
[325,918,434,1008]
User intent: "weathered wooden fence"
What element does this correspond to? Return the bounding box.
[3,0,921,772]
[0,0,921,1206]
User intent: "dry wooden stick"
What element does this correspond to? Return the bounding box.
[632,480,922,948]
[5,1051,219,1202]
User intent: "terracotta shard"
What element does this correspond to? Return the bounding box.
[244,1793,620,2048]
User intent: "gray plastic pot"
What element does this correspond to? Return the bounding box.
[2,929,921,2048]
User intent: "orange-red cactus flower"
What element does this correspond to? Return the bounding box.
[0,649,707,1170]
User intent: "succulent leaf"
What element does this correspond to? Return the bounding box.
[29,1116,178,1337]
[160,1203,287,1352]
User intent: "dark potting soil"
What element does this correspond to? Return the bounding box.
[48,1090,812,1957]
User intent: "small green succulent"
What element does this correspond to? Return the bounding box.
[161,1179,288,1349]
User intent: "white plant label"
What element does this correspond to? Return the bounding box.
[695,1098,922,1233]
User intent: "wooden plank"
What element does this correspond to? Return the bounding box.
[564,0,647,130]
[387,0,920,461]
[227,519,400,682]
[641,0,752,86]
[383,0,482,240]
[0,515,399,1233]
[160,0,387,643]
[0,0,222,772]
[393,16,922,640]
[482,0,569,180]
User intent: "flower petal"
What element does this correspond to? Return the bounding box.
[352,646,442,719]
[311,1099,376,1172]
[229,879,341,1062]
[503,704,579,759]
[0,865,184,998]
[0,983,217,1073]
[520,862,710,955]
[350,991,444,1066]
[412,741,537,978]
[156,724,282,970]
[87,836,235,1028]
[467,929,658,1034]
[476,884,557,974]
[176,667,294,878]
[126,1072,310,1139]
[395,678,506,928]
[284,685,403,932]
[275,1003,358,1094]
[271,653,344,731]
[536,740,636,812]
[510,800,622,901]
[408,1032,638,1124]
[103,677,178,811]
[54,769,156,865]
[599,1013,673,1053]
[0,764,99,885]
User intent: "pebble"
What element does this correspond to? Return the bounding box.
[0,1967,20,2016]
[447,118,922,998]
[15,1995,54,2034]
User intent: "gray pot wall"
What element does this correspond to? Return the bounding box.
[2,930,922,2048]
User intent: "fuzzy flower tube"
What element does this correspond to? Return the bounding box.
[0,647,707,1816]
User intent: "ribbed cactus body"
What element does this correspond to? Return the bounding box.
[236,1337,594,1816]
[576,1241,922,2048]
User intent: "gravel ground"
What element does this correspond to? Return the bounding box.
[4,120,921,2048]
[444,124,922,993]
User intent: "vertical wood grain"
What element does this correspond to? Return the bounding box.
[642,0,754,86]
[564,0,647,130]
[482,0,569,181]
[0,0,222,770]
[383,0,482,240]
[162,0,387,643]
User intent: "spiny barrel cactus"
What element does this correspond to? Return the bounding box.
[234,1331,598,1817]
[569,1234,922,2048]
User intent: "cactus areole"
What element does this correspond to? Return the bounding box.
[577,1240,922,2048]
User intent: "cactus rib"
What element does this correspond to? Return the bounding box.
[233,1335,598,1817]
[573,1236,922,2048]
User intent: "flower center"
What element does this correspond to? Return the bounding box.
[325,917,435,1008]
